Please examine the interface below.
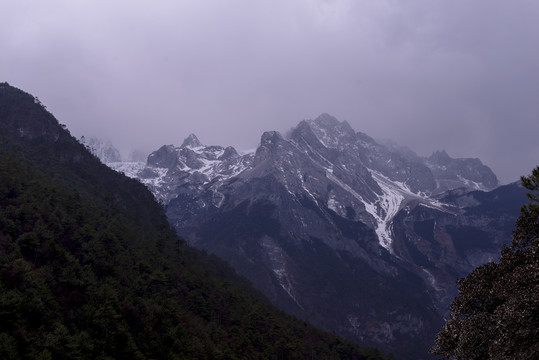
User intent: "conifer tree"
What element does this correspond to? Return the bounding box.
[431,166,539,359]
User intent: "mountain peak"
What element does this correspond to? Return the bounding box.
[181,133,202,148]
[429,150,451,165]
[260,130,283,146]
[305,113,355,149]
[313,112,340,125]
[253,131,285,166]
[427,150,499,191]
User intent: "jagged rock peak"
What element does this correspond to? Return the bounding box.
[181,133,202,148]
[147,144,177,168]
[289,120,325,148]
[429,150,451,165]
[260,131,284,147]
[219,146,239,160]
[305,113,355,149]
[426,150,499,191]
[312,113,340,126]
[310,113,354,134]
[254,131,284,166]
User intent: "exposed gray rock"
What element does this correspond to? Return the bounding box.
[180,133,202,148]
[109,114,521,360]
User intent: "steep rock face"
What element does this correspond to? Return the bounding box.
[80,136,122,163]
[111,113,520,360]
[426,150,499,193]
[390,182,525,314]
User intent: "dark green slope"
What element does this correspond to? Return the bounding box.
[0,82,392,359]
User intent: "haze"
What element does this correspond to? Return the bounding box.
[1,0,538,183]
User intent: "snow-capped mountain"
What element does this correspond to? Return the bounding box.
[109,114,523,359]
[111,113,498,252]
[109,133,253,204]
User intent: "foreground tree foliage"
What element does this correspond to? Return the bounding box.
[0,83,392,359]
[431,166,539,359]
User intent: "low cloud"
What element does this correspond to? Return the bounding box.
[1,0,538,183]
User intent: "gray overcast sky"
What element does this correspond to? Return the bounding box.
[1,0,538,183]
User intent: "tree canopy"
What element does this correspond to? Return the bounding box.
[430,166,539,359]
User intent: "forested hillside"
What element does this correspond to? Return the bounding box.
[0,82,392,359]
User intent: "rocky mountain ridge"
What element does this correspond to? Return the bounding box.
[107,113,523,359]
[109,113,498,252]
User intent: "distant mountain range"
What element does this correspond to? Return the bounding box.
[106,113,526,359]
